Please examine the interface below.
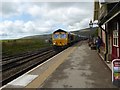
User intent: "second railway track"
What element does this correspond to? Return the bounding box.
[1,47,63,86]
[2,47,52,61]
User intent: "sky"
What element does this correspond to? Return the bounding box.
[0,0,94,40]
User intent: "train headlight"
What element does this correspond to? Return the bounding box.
[53,42,56,45]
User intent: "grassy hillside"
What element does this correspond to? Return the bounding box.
[22,34,52,40]
[2,38,51,56]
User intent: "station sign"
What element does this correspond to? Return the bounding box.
[112,59,120,87]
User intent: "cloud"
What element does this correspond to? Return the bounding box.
[1,2,21,18]
[1,2,94,39]
[0,20,55,39]
[27,5,41,17]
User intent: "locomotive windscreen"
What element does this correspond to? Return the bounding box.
[60,34,66,38]
[54,34,59,39]
[53,33,67,39]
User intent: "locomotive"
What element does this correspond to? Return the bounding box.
[52,29,80,50]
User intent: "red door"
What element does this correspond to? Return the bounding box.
[112,47,119,59]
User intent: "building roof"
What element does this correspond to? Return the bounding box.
[53,29,67,34]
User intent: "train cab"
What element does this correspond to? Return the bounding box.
[52,29,68,47]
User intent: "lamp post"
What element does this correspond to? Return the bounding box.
[88,20,93,44]
[89,20,93,36]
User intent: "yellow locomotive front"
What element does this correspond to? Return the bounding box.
[52,29,68,47]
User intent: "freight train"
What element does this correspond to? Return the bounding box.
[52,29,81,50]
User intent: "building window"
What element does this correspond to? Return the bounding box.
[113,22,119,47]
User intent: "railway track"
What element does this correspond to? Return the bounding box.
[2,47,52,61]
[2,49,53,72]
[1,47,52,72]
[1,47,53,71]
[1,47,62,86]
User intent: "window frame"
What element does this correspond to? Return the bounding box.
[113,22,119,47]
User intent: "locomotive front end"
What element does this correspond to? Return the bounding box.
[52,32,68,46]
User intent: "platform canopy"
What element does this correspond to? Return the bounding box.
[98,1,120,25]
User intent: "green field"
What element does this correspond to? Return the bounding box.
[2,38,51,56]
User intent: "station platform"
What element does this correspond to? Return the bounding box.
[1,41,117,89]
[40,41,116,88]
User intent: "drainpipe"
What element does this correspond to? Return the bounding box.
[99,25,108,61]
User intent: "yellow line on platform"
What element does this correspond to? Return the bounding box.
[25,45,78,88]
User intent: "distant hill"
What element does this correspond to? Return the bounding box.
[71,27,98,37]
[22,27,98,40]
[22,34,52,40]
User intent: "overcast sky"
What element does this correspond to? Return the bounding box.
[0,0,94,40]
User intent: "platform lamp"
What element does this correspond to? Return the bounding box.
[89,20,93,42]
[89,20,93,28]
